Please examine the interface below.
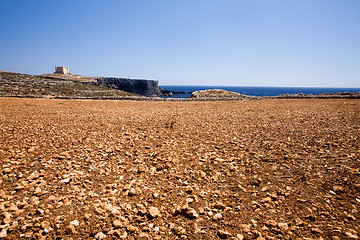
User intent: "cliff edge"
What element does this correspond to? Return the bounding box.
[95,77,170,97]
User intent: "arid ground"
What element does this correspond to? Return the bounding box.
[0,98,359,239]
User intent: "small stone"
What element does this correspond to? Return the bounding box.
[109,229,127,238]
[95,231,107,239]
[128,188,136,196]
[278,223,289,231]
[127,225,138,233]
[213,213,223,220]
[294,218,304,226]
[65,224,76,234]
[236,234,244,240]
[333,186,344,192]
[70,220,79,226]
[175,227,186,235]
[265,220,277,228]
[138,233,150,239]
[137,208,147,216]
[214,201,226,210]
[153,192,160,199]
[311,228,323,234]
[113,220,123,228]
[61,178,71,184]
[3,168,11,174]
[218,230,232,239]
[0,228,7,238]
[41,220,52,231]
[24,231,33,238]
[185,186,193,194]
[185,208,198,219]
[110,209,121,216]
[148,207,160,218]
[240,224,251,233]
[34,187,42,196]
[104,203,114,212]
[9,204,18,211]
[345,232,359,239]
[28,171,39,180]
[84,213,92,220]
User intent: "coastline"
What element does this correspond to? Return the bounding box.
[1,92,359,101]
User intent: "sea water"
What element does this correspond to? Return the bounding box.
[160,85,360,98]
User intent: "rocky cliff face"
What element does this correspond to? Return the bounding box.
[96,78,164,97]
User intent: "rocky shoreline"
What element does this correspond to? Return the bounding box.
[1,71,359,100]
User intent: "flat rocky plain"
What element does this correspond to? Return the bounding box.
[0,98,359,240]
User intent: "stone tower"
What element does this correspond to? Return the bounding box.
[54,67,69,75]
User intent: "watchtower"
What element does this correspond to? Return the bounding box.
[54,66,69,75]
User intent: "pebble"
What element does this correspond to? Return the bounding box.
[84,213,92,220]
[41,220,52,232]
[345,232,359,239]
[148,207,160,218]
[265,220,277,228]
[65,224,76,234]
[70,220,79,226]
[61,178,71,184]
[213,213,223,220]
[0,228,7,238]
[28,171,39,180]
[236,234,244,240]
[127,225,138,233]
[294,218,304,226]
[128,187,136,196]
[34,187,43,196]
[175,226,186,235]
[113,220,123,228]
[278,222,289,231]
[185,208,199,219]
[311,228,323,234]
[218,230,232,239]
[95,231,107,239]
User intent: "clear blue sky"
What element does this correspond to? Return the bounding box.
[1,0,359,87]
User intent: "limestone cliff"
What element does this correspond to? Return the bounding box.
[95,77,168,97]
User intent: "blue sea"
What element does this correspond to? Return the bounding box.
[160,85,360,98]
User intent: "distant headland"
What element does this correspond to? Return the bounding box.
[0,68,359,100]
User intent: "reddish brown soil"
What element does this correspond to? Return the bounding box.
[0,98,359,240]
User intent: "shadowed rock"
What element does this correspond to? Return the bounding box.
[96,77,164,97]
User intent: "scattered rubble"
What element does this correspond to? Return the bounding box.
[0,98,359,239]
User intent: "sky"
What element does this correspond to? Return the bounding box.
[1,0,360,87]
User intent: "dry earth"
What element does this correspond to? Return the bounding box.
[0,98,359,240]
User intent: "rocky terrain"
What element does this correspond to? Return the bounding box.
[0,98,359,239]
[95,78,172,97]
[273,92,360,99]
[190,89,253,99]
[0,72,140,99]
[1,71,359,100]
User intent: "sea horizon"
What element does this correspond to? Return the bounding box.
[160,85,360,98]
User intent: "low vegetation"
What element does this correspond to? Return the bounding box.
[0,72,140,98]
[190,89,253,99]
